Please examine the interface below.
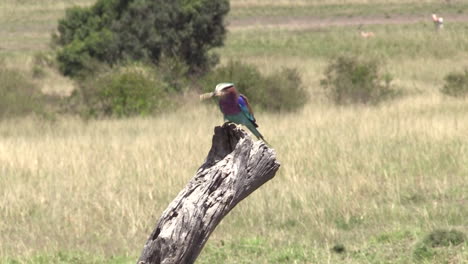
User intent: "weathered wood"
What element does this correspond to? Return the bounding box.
[137,123,280,264]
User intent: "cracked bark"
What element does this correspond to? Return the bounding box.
[137,123,280,264]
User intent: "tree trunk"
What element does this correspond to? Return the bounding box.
[137,123,280,264]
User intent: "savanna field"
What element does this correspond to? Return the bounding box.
[1,0,468,263]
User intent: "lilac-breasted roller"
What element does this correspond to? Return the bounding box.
[200,83,267,142]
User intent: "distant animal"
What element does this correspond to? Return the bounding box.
[200,83,267,142]
[357,24,375,38]
[432,13,444,29]
[360,31,375,38]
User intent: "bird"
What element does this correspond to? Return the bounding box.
[200,83,267,143]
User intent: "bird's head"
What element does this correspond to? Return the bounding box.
[199,83,235,100]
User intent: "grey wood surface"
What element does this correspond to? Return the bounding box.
[137,123,280,264]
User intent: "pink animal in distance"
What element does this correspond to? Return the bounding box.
[432,13,444,29]
[360,31,375,38]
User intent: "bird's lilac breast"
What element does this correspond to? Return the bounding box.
[219,93,241,115]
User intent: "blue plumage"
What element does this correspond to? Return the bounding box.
[238,95,257,127]
[200,83,267,142]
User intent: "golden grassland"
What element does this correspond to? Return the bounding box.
[1,0,468,263]
[1,96,467,263]
[230,0,444,7]
[0,0,94,53]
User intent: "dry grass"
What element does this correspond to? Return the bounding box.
[0,110,212,256]
[1,0,468,263]
[1,95,467,262]
[1,55,75,96]
[0,0,93,53]
[230,0,443,7]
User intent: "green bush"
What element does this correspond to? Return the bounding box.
[320,55,394,105]
[54,0,229,77]
[0,63,47,118]
[70,64,175,117]
[201,61,308,112]
[441,69,468,98]
[413,229,466,261]
[422,229,466,248]
[157,56,190,94]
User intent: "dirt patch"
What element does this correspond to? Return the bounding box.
[228,14,468,30]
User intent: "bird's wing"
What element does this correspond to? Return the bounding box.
[238,94,258,127]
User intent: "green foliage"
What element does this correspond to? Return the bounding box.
[413,229,466,261]
[320,55,394,105]
[422,229,466,248]
[54,0,229,77]
[70,64,176,117]
[0,62,47,118]
[201,61,308,112]
[441,69,468,98]
[413,244,435,261]
[156,56,190,93]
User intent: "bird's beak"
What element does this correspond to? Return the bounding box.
[199,92,215,100]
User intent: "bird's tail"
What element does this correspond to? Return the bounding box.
[245,122,269,145]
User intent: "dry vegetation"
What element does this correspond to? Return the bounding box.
[1,0,467,263]
[230,0,443,7]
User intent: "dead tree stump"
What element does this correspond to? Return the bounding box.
[137,123,280,264]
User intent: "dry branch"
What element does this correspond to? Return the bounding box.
[137,123,280,264]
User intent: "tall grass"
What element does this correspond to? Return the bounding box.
[223,24,468,60]
[229,1,468,19]
[1,0,468,263]
[231,0,445,7]
[0,0,93,54]
[218,22,468,101]
[1,96,467,263]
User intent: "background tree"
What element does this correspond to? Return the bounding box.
[54,0,230,77]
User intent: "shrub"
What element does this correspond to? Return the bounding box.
[320,55,394,105]
[422,229,466,248]
[70,64,175,117]
[413,229,466,261]
[54,0,229,77]
[157,56,190,94]
[441,69,468,98]
[0,63,47,118]
[201,61,308,112]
